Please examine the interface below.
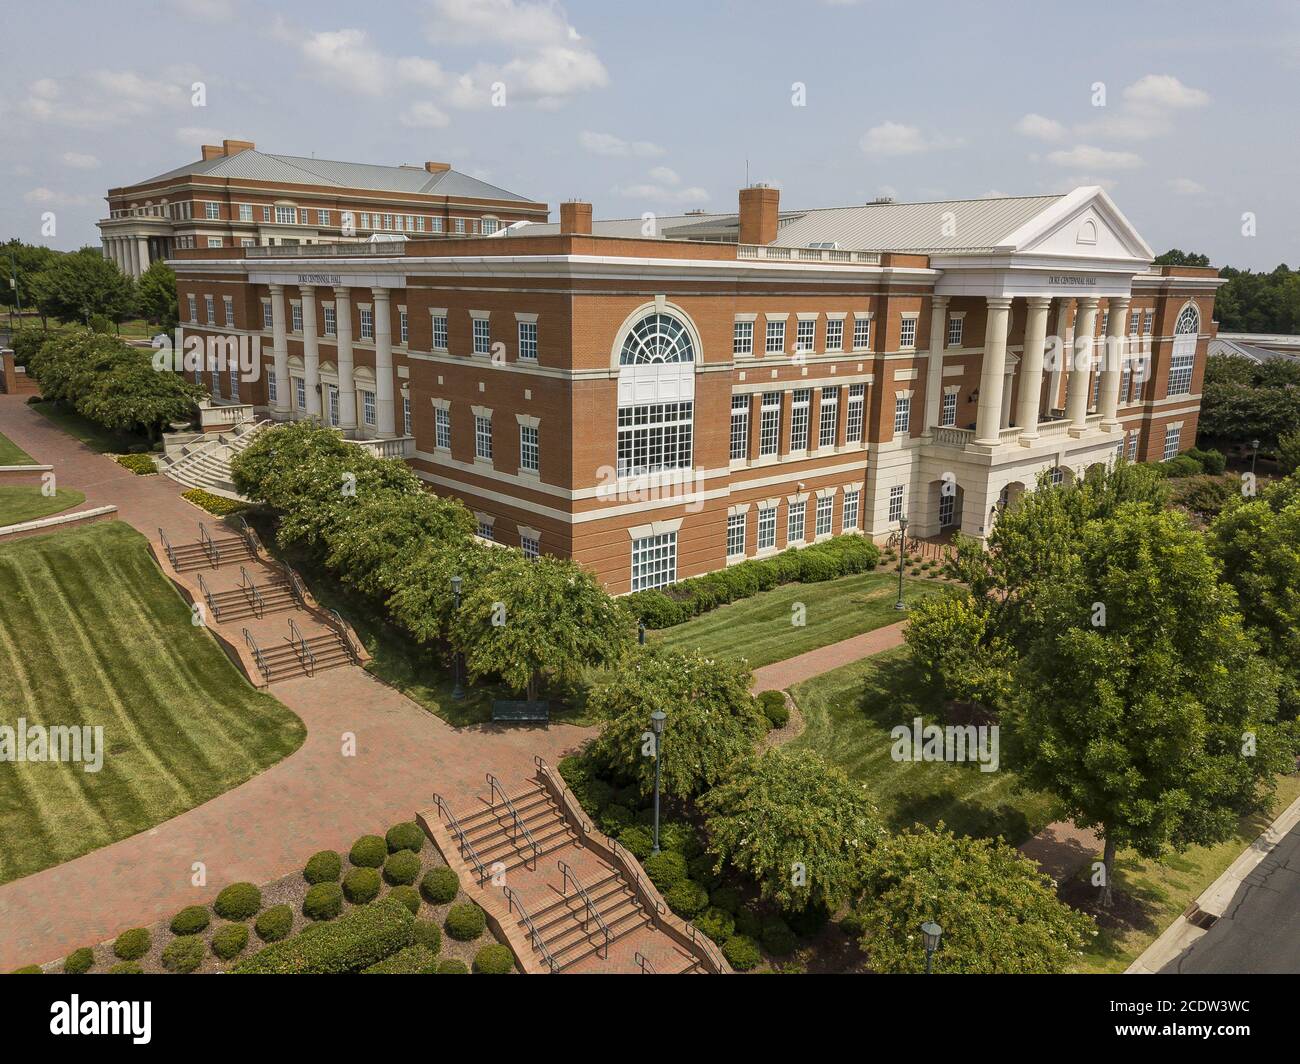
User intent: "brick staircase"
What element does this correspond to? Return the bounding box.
[159,419,268,499]
[420,760,729,974]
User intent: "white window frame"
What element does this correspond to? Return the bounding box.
[825,318,844,352]
[853,316,871,351]
[1163,424,1181,460]
[759,392,781,456]
[474,413,494,460]
[941,390,958,427]
[757,505,777,550]
[843,489,860,531]
[472,317,491,355]
[730,394,750,461]
[893,394,911,435]
[787,500,806,544]
[888,484,905,523]
[946,316,963,347]
[765,319,785,354]
[899,316,918,349]
[727,513,746,558]
[815,494,833,537]
[519,423,539,473]
[846,383,865,443]
[518,320,538,361]
[818,386,839,448]
[733,320,754,356]
[631,532,677,592]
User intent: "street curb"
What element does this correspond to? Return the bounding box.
[1126,785,1300,974]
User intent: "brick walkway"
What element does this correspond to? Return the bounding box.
[750,620,908,692]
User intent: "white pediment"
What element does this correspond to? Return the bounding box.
[1000,187,1154,263]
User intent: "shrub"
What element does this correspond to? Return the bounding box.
[665,880,709,919]
[796,549,840,583]
[388,885,421,915]
[113,453,156,475]
[349,834,387,868]
[710,886,741,914]
[362,944,439,974]
[107,962,143,974]
[437,958,469,974]
[659,821,704,858]
[761,917,797,956]
[735,906,763,939]
[169,905,211,936]
[787,904,830,938]
[181,487,246,514]
[383,849,422,886]
[695,906,735,945]
[112,928,150,961]
[213,882,261,921]
[413,920,442,955]
[1162,453,1201,478]
[303,882,344,921]
[303,850,342,885]
[599,803,635,835]
[758,690,789,729]
[235,897,414,975]
[161,935,205,973]
[255,904,293,943]
[722,934,762,971]
[420,866,459,905]
[839,911,866,939]
[618,824,653,860]
[1187,446,1227,475]
[643,850,688,891]
[212,923,250,961]
[63,948,95,975]
[343,866,381,904]
[385,821,425,854]
[10,965,42,974]
[688,853,723,888]
[445,902,487,941]
[473,944,516,974]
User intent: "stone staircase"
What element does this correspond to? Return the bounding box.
[159,419,268,499]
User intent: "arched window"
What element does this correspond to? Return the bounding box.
[1175,304,1200,334]
[1168,303,1199,396]
[619,313,695,365]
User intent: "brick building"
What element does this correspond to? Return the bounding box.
[169,182,1221,594]
[99,139,547,278]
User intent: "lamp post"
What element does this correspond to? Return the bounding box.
[450,574,464,700]
[921,921,943,974]
[650,710,666,854]
[893,514,909,611]
[1251,438,1261,474]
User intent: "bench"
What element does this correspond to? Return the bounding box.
[491,700,549,723]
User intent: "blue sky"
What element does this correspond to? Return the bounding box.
[3,0,1297,269]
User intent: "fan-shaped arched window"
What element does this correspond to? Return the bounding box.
[619,313,695,365]
[1175,304,1200,334]
[1168,303,1200,396]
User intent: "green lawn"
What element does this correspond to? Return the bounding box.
[30,400,153,454]
[0,522,306,884]
[1070,773,1300,973]
[0,485,85,526]
[788,646,1056,845]
[652,571,946,668]
[0,430,35,466]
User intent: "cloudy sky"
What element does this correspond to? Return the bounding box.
[3,0,1297,269]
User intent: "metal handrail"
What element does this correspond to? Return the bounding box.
[287,617,315,674]
[158,527,177,568]
[686,920,728,973]
[236,514,262,557]
[503,885,559,973]
[197,522,219,567]
[242,627,268,680]
[607,836,667,917]
[634,951,657,974]
[559,860,611,960]
[486,773,541,870]
[326,608,360,664]
[432,793,488,884]
[238,566,266,617]
[197,572,221,622]
[280,562,308,608]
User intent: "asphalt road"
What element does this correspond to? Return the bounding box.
[1162,819,1300,974]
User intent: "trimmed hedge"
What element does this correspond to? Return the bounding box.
[383,849,422,886]
[304,850,342,885]
[420,866,459,905]
[349,834,387,868]
[234,897,414,974]
[385,822,425,854]
[665,879,709,919]
[362,944,439,974]
[444,902,487,941]
[213,882,261,921]
[169,905,211,936]
[112,928,151,961]
[212,923,250,961]
[161,935,205,973]
[722,934,762,971]
[113,453,157,475]
[473,944,515,974]
[343,866,381,904]
[63,948,95,975]
[695,906,735,946]
[758,690,790,729]
[10,965,42,974]
[413,920,442,955]
[255,904,294,942]
[643,850,688,891]
[303,882,344,921]
[107,961,144,974]
[181,487,246,514]
[437,958,469,974]
[388,885,421,915]
[622,534,880,629]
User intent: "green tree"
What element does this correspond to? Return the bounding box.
[700,747,881,912]
[904,589,1015,708]
[1277,430,1300,475]
[0,239,60,322]
[136,259,179,332]
[1154,248,1211,267]
[854,824,1095,973]
[30,248,135,325]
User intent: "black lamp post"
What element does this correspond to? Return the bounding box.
[650,710,666,854]
[1251,438,1261,474]
[921,921,943,974]
[893,514,909,611]
[450,574,464,701]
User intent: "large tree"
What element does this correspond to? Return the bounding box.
[1198,354,1300,448]
[136,259,179,332]
[30,248,135,325]
[0,238,60,321]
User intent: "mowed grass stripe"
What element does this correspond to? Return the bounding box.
[0,522,305,885]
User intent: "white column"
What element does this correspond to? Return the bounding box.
[372,287,396,438]
[125,238,138,278]
[1066,296,1099,430]
[922,296,950,433]
[300,285,322,418]
[1016,295,1052,439]
[1000,367,1014,429]
[268,283,291,418]
[1046,297,1073,415]
[334,286,358,433]
[975,296,1012,443]
[136,237,150,276]
[1099,296,1130,430]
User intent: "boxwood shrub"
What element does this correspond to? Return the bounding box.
[709,886,741,914]
[362,944,438,974]
[303,882,344,921]
[213,882,261,921]
[63,948,95,975]
[695,906,735,946]
[107,961,143,974]
[643,850,687,891]
[303,850,342,885]
[757,690,790,729]
[349,834,387,868]
[722,934,762,971]
[112,928,150,961]
[437,958,469,974]
[412,920,442,955]
[9,965,41,974]
[473,944,515,974]
[599,803,635,835]
[387,885,421,915]
[212,923,250,961]
[444,902,486,941]
[169,905,211,936]
[665,880,709,919]
[234,897,414,974]
[420,866,459,905]
[735,905,763,939]
[618,824,653,860]
[385,822,425,854]
[161,935,205,973]
[255,904,294,942]
[383,849,421,886]
[342,866,381,904]
[760,917,797,957]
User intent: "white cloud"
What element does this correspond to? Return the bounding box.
[1123,74,1210,110]
[1046,144,1143,170]
[24,187,94,206]
[300,29,391,96]
[61,152,100,169]
[400,101,451,128]
[648,165,680,185]
[1015,113,1066,141]
[426,0,581,48]
[21,70,189,127]
[1169,176,1207,196]
[578,131,665,158]
[614,182,709,205]
[859,121,956,156]
[1059,174,1118,192]
[1076,74,1210,142]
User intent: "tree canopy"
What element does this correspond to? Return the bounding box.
[30,248,136,325]
[1199,354,1300,448]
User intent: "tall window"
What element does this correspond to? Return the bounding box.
[1127,431,1139,461]
[893,395,911,435]
[229,367,239,400]
[435,407,451,449]
[846,384,865,443]
[518,321,538,361]
[818,387,840,448]
[291,303,303,332]
[399,309,409,345]
[317,209,330,226]
[520,534,539,560]
[519,424,539,473]
[853,316,871,351]
[238,203,253,222]
[826,319,844,352]
[1163,424,1181,460]
[1129,311,1140,338]
[188,294,198,322]
[1143,310,1153,334]
[946,316,963,346]
[787,500,806,544]
[362,390,377,428]
[403,395,411,436]
[759,392,781,456]
[733,320,754,356]
[359,307,374,340]
[900,317,917,348]
[474,414,493,460]
[727,513,746,558]
[617,402,693,476]
[757,506,776,550]
[472,318,491,355]
[323,305,336,335]
[730,395,750,460]
[938,491,955,528]
[432,314,448,350]
[815,495,833,537]
[888,484,905,523]
[789,389,811,450]
[843,489,860,531]
[1090,364,1102,409]
[204,295,215,324]
[224,299,234,328]
[941,391,958,426]
[766,319,785,354]
[1119,363,1132,405]
[294,377,305,409]
[1167,304,1199,396]
[631,532,677,591]
[205,201,219,220]
[796,319,816,353]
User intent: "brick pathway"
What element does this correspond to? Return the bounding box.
[750,620,908,693]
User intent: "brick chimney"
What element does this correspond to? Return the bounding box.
[738,183,779,246]
[559,200,593,235]
[200,144,224,160]
[222,139,256,155]
[424,161,451,173]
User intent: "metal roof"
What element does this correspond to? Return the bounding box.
[129,149,536,203]
[1208,336,1300,365]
